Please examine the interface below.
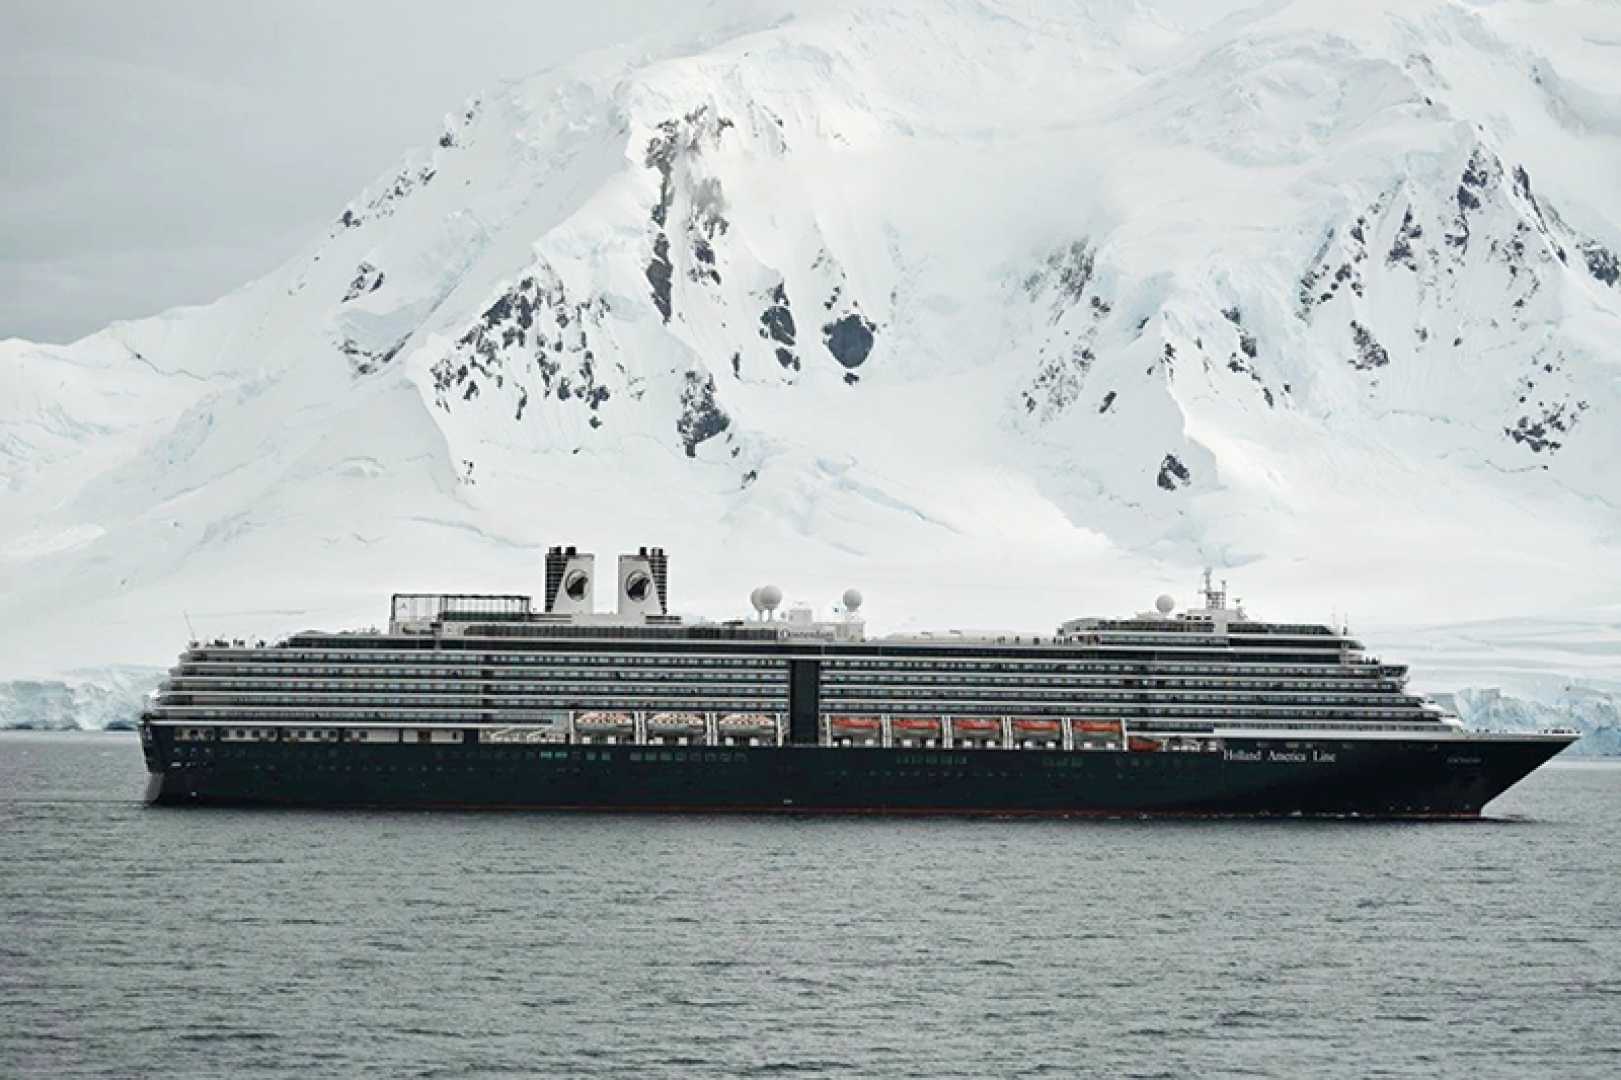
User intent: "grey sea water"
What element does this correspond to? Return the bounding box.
[1,732,1617,1080]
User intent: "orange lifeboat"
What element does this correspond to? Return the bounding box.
[830,715,882,731]
[892,717,942,733]
[1076,719,1123,734]
[952,717,1001,735]
[891,717,942,745]
[1128,735,1163,753]
[1012,718,1061,734]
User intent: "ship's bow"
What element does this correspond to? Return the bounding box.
[1468,731,1580,816]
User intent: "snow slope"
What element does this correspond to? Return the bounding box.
[3,0,1621,734]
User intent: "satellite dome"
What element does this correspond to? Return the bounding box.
[1155,593,1175,615]
[842,588,864,612]
[759,585,783,612]
[749,586,765,613]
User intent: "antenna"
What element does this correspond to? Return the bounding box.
[183,610,197,642]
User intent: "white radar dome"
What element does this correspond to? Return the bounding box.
[749,586,765,613]
[1155,594,1176,615]
[759,585,783,612]
[842,588,864,612]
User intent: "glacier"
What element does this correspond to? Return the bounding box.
[2,0,1620,746]
[0,668,164,732]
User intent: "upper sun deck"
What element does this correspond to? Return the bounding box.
[1057,571,1360,648]
[202,564,1368,661]
[1059,616,1357,648]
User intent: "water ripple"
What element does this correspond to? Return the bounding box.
[0,734,1617,1080]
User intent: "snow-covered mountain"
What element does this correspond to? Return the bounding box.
[4,0,1621,737]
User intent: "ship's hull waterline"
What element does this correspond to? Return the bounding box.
[141,728,1572,819]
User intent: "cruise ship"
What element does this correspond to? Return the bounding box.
[139,545,1575,816]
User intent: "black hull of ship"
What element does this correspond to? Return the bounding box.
[141,730,1570,819]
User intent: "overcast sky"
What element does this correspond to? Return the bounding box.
[0,0,795,343]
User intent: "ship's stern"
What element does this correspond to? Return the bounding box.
[138,718,172,804]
